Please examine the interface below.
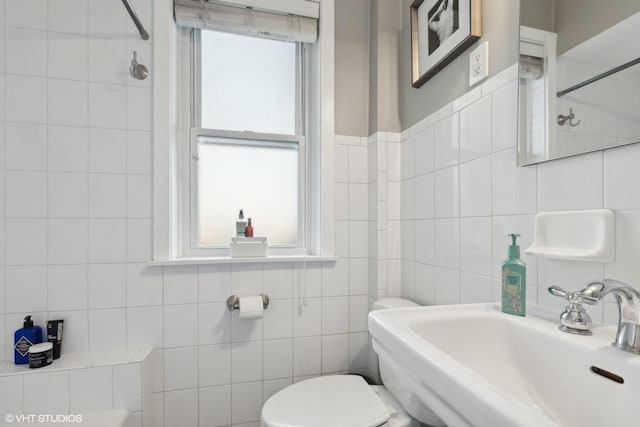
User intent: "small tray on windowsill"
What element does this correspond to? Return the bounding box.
[230,237,268,258]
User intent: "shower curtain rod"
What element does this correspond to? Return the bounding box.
[122,0,150,40]
[556,56,640,98]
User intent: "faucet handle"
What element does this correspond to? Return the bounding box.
[548,285,569,298]
[548,286,594,335]
[548,285,598,305]
[575,281,606,304]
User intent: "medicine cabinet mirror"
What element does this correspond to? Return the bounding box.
[517,0,640,166]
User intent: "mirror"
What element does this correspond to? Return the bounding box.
[518,0,640,166]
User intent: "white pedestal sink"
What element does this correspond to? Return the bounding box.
[368,303,640,427]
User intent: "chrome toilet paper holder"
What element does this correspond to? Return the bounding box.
[226,294,270,311]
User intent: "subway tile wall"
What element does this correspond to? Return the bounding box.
[0,0,154,362]
[0,2,371,426]
[400,64,640,324]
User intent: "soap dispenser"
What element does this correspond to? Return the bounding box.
[14,315,43,364]
[501,234,526,316]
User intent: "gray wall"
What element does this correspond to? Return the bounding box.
[555,0,640,54]
[369,0,402,134]
[335,0,370,136]
[335,0,524,134]
[335,0,402,136]
[520,0,554,32]
[368,0,379,136]
[399,0,520,129]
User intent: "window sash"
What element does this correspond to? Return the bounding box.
[192,30,304,135]
[185,128,306,257]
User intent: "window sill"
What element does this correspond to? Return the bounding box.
[148,254,337,266]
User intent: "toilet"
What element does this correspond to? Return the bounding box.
[261,298,445,427]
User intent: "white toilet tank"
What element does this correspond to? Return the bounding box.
[372,298,446,427]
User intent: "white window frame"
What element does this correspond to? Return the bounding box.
[152,0,335,265]
[518,26,557,166]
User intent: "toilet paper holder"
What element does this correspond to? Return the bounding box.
[226,294,270,311]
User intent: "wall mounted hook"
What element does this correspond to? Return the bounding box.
[557,108,581,127]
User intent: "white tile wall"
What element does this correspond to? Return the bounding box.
[459,96,492,163]
[0,350,149,423]
[434,166,459,218]
[400,63,640,321]
[433,114,459,169]
[24,371,70,414]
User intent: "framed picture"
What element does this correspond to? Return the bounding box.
[411,0,481,88]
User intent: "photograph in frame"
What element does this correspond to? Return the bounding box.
[411,0,481,88]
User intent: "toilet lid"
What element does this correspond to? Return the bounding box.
[261,375,390,427]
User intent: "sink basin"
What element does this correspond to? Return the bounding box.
[368,303,640,427]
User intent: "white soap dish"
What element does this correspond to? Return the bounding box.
[525,209,615,262]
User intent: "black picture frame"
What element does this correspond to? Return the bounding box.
[411,0,482,88]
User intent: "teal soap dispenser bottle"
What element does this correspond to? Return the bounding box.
[501,234,526,316]
[14,315,43,364]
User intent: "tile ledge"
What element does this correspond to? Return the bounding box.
[0,348,152,377]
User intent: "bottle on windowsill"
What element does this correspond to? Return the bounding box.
[245,218,254,238]
[236,209,247,237]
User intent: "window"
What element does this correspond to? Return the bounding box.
[152,0,335,263]
[184,29,306,255]
[518,27,557,165]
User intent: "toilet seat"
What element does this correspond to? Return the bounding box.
[261,375,390,427]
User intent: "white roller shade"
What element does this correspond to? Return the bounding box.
[519,40,544,80]
[174,0,318,43]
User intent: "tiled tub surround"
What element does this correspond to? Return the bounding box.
[399,63,640,324]
[0,348,157,427]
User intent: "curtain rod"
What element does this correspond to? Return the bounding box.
[122,0,150,40]
[557,56,640,98]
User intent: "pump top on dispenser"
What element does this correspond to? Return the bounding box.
[508,234,520,257]
[501,234,526,316]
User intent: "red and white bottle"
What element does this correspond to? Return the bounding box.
[245,218,254,237]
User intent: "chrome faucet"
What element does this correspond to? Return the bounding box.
[549,279,640,354]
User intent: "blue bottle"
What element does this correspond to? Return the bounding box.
[14,315,43,364]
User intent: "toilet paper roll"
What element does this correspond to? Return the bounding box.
[238,296,264,319]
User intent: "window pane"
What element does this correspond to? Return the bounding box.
[200,30,297,135]
[197,135,299,246]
